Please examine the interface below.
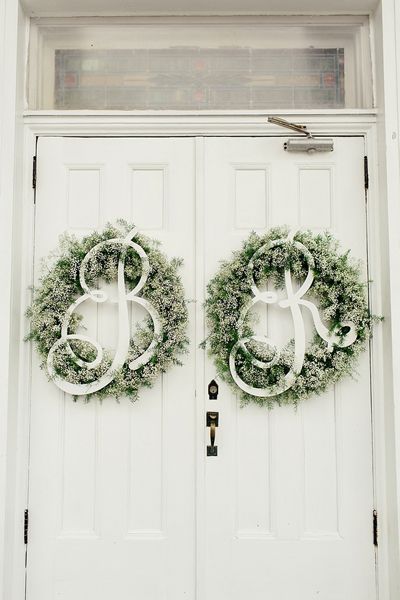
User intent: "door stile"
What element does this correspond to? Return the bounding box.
[362,134,384,598]
[194,136,206,600]
[362,138,379,557]
[200,135,377,599]
[16,128,39,600]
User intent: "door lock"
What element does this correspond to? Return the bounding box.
[208,379,219,400]
[206,412,219,456]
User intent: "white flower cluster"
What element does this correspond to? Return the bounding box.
[27,221,189,402]
[204,227,378,408]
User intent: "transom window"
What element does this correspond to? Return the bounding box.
[28,16,372,110]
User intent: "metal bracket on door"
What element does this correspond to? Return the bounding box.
[206,412,219,456]
[267,116,334,153]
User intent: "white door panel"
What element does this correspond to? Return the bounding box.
[27,136,376,600]
[202,137,375,600]
[28,137,197,600]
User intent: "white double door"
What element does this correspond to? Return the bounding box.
[28,136,376,600]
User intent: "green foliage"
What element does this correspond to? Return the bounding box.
[204,227,379,408]
[27,220,189,402]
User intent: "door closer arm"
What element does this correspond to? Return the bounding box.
[267,116,334,153]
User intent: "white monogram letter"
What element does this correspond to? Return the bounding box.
[229,230,357,397]
[47,228,162,396]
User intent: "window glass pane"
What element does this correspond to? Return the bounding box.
[53,47,345,110]
[29,18,372,110]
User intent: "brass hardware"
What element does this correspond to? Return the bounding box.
[206,412,219,456]
[208,379,219,400]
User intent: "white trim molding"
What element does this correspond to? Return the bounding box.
[0,3,28,600]
[23,110,378,137]
[13,112,390,600]
[20,1,380,18]
[371,2,400,598]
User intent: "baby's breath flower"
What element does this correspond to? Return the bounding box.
[204,227,380,408]
[26,221,189,403]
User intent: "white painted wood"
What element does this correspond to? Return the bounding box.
[21,0,379,17]
[0,4,30,600]
[194,137,207,600]
[28,134,376,600]
[369,4,400,598]
[47,227,163,396]
[202,136,376,600]
[27,137,197,600]
[12,112,397,600]
[229,228,357,398]
[22,110,378,138]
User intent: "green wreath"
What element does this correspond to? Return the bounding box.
[27,220,188,402]
[204,226,378,408]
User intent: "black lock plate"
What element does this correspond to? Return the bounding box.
[207,445,218,456]
[208,379,219,400]
[206,411,219,427]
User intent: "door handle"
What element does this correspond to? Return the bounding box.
[206,412,219,456]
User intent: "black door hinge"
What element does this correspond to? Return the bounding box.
[32,156,37,190]
[373,509,378,547]
[24,509,29,545]
[364,155,369,191]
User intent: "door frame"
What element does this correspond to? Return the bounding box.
[11,111,388,600]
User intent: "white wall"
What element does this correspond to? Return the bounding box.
[0,1,27,599]
[372,1,400,596]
